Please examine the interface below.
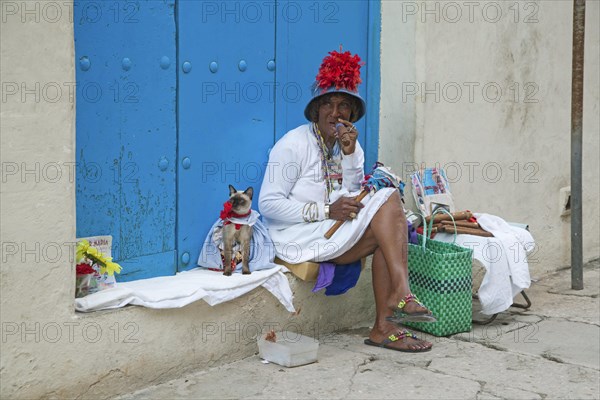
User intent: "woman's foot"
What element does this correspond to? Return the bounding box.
[387,293,436,322]
[366,322,432,352]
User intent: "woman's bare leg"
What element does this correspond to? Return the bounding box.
[332,190,429,314]
[370,248,432,350]
[331,191,432,349]
[334,244,431,350]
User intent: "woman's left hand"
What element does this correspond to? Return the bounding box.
[336,118,358,155]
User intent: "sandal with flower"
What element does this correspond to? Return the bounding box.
[364,329,432,353]
[386,293,437,323]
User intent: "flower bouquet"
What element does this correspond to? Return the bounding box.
[75,239,122,298]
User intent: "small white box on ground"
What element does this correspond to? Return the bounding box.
[257,331,319,367]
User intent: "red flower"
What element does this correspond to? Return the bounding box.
[315,48,364,92]
[220,201,233,220]
[76,263,95,275]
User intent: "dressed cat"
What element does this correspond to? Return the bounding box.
[221,185,253,276]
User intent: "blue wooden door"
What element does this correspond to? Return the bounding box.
[75,0,177,281]
[176,1,276,270]
[76,0,379,279]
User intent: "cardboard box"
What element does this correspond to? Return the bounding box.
[274,257,320,281]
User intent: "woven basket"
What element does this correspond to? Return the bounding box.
[404,231,474,337]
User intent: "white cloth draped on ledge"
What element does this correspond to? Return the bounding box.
[75,266,295,313]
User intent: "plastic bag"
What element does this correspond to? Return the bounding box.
[411,167,455,217]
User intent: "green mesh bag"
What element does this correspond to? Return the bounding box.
[404,213,474,336]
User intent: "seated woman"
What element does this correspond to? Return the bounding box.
[259,49,434,353]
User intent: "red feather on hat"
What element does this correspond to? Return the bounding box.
[315,49,364,93]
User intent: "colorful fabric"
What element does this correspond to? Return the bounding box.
[312,261,362,295]
[324,260,362,296]
[362,163,404,196]
[312,262,336,292]
[408,221,418,245]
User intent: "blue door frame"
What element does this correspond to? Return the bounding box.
[75,0,380,281]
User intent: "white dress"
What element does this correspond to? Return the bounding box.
[259,124,395,263]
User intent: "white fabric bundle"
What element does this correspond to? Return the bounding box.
[75,266,295,313]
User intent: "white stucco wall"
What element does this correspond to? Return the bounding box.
[381,0,600,275]
[379,1,417,182]
[0,4,376,398]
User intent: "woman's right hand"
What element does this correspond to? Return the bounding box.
[329,196,364,221]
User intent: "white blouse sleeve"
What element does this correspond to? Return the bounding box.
[340,142,365,193]
[259,136,325,224]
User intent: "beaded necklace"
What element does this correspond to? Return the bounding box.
[311,123,342,202]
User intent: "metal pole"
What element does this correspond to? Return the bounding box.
[571,0,585,290]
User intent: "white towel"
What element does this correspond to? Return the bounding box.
[475,213,534,294]
[75,266,295,313]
